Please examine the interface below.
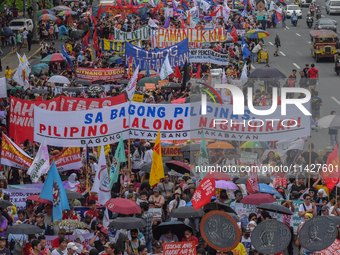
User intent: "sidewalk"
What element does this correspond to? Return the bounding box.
[0,43,42,77]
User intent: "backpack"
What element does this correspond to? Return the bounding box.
[311,98,320,111]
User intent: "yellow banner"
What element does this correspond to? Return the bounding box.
[132,94,144,103]
[101,39,140,53]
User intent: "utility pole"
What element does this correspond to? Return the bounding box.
[23,0,26,18]
[32,0,38,42]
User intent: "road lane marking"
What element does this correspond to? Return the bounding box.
[286,26,290,29]
[293,63,300,69]
[297,51,303,56]
[321,15,325,17]
[280,51,286,56]
[296,33,301,36]
[307,41,311,44]
[269,42,273,45]
[251,64,255,69]
[332,97,340,105]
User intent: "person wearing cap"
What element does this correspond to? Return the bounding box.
[132,142,143,173]
[124,182,137,199]
[103,242,119,255]
[241,227,252,253]
[51,237,68,255]
[91,209,104,232]
[315,189,328,215]
[65,242,77,255]
[51,229,67,249]
[143,143,153,164]
[89,227,108,252]
[168,189,186,221]
[148,187,164,209]
[62,204,79,221]
[321,205,330,216]
[152,241,162,254]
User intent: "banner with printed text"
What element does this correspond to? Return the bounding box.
[50,147,82,171]
[92,5,145,17]
[33,101,311,147]
[158,28,226,43]
[101,39,140,53]
[189,49,229,65]
[3,189,41,211]
[125,38,189,69]
[75,67,125,81]
[150,29,202,49]
[113,26,149,41]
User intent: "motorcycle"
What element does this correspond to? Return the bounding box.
[292,16,298,26]
[307,16,313,28]
[316,9,321,20]
[335,60,340,75]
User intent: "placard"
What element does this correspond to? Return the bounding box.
[163,241,196,255]
[132,94,144,103]
[101,39,140,53]
[149,208,162,221]
[145,83,156,90]
[158,80,169,88]
[273,178,287,189]
[240,151,258,164]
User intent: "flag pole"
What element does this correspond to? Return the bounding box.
[33,142,36,158]
[308,136,312,188]
[128,139,131,172]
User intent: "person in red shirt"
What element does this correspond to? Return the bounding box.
[307,63,319,90]
[62,205,79,221]
[181,229,198,245]
[76,180,88,196]
[85,199,98,220]
[51,229,66,249]
[86,192,101,207]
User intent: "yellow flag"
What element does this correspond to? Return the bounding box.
[149,130,165,186]
[261,86,264,93]
[98,144,110,158]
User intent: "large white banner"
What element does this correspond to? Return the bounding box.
[34,102,311,147]
[3,189,41,211]
[114,26,149,41]
[190,49,229,65]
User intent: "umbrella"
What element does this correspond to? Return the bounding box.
[215,180,239,190]
[140,162,170,173]
[65,189,82,199]
[161,82,181,89]
[10,86,23,96]
[207,142,234,149]
[185,94,202,103]
[41,53,65,63]
[317,115,340,129]
[71,30,85,40]
[108,217,146,229]
[170,206,205,219]
[3,27,13,37]
[153,221,191,240]
[52,6,72,11]
[79,18,88,23]
[259,183,280,195]
[92,79,105,85]
[31,68,44,75]
[104,198,141,214]
[228,213,241,222]
[165,161,191,174]
[203,202,237,214]
[249,67,286,79]
[51,220,90,229]
[240,141,270,149]
[235,176,272,184]
[108,57,122,64]
[171,98,186,104]
[37,9,55,17]
[6,224,44,235]
[256,203,293,215]
[179,144,200,152]
[58,11,77,16]
[204,171,231,181]
[118,79,129,85]
[240,193,276,205]
[137,77,160,87]
[0,200,14,208]
[48,75,70,84]
[86,84,105,96]
[38,14,57,21]
[30,89,49,95]
[73,79,92,86]
[244,29,270,39]
[32,63,48,71]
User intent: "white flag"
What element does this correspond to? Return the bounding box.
[91,145,111,206]
[27,138,50,182]
[269,1,278,10]
[103,208,110,228]
[160,55,173,80]
[148,18,158,28]
[240,64,248,81]
[276,137,306,157]
[13,63,29,89]
[148,0,155,7]
[222,68,227,84]
[126,65,140,100]
[200,0,210,13]
[23,53,30,66]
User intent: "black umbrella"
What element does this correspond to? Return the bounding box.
[92,80,105,85]
[86,84,105,96]
[71,30,84,39]
[65,189,82,199]
[185,94,202,103]
[140,162,170,174]
[108,217,146,229]
[153,221,191,241]
[30,89,49,95]
[3,27,13,37]
[234,176,272,184]
[248,67,286,79]
[170,206,205,219]
[118,80,129,85]
[203,202,237,214]
[73,79,92,86]
[256,203,293,215]
[162,82,181,89]
[165,161,191,174]
[179,144,200,153]
[0,200,13,208]
[6,224,44,235]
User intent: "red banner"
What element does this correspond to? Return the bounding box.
[60,94,127,111]
[75,67,125,81]
[50,147,82,171]
[273,178,287,189]
[163,242,196,255]
[191,178,215,210]
[321,144,340,191]
[246,169,259,194]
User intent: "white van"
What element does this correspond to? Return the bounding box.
[326,0,340,14]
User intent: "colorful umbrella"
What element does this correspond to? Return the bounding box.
[244,29,270,39]
[240,141,270,149]
[215,180,239,190]
[58,10,77,16]
[207,142,235,149]
[26,194,52,205]
[37,9,55,17]
[171,98,186,104]
[203,171,231,181]
[240,193,276,205]
[38,14,57,21]
[52,6,72,11]
[32,63,48,71]
[259,183,280,195]
[41,53,65,63]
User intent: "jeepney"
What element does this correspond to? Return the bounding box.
[310,30,338,62]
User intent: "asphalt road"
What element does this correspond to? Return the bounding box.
[252,0,340,154]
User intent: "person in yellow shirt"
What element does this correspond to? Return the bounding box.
[231,242,247,255]
[5,66,12,84]
[312,175,330,197]
[66,42,72,54]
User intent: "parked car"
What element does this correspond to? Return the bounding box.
[9,18,33,34]
[326,0,340,15]
[286,5,303,19]
[314,18,337,33]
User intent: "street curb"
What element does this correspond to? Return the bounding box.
[2,51,14,62]
[13,46,42,73]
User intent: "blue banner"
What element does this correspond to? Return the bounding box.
[125,38,190,70]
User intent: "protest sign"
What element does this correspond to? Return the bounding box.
[273,178,288,189]
[125,39,189,69]
[158,28,226,43]
[145,83,156,90]
[113,26,149,41]
[235,203,258,228]
[75,67,125,82]
[50,147,82,171]
[161,146,183,157]
[163,241,196,255]
[149,208,162,221]
[3,188,41,210]
[276,199,304,234]
[158,80,169,88]
[45,233,94,249]
[190,49,229,65]
[33,102,311,147]
[132,94,144,103]
[150,29,202,49]
[240,151,258,164]
[101,39,140,53]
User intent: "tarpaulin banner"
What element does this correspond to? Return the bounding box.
[1,133,33,169]
[101,39,140,53]
[3,189,41,211]
[75,67,125,81]
[45,233,94,249]
[189,49,229,65]
[113,26,149,41]
[50,147,82,171]
[92,5,145,17]
[9,96,61,143]
[161,146,183,156]
[150,29,202,49]
[51,84,112,96]
[125,39,189,69]
[33,102,311,147]
[158,28,226,43]
[163,242,196,255]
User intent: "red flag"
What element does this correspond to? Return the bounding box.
[262,96,267,106]
[151,4,159,13]
[93,15,98,26]
[83,30,90,47]
[246,168,259,194]
[93,28,99,52]
[85,13,88,19]
[175,64,181,80]
[283,214,291,228]
[97,5,103,18]
[230,26,238,43]
[196,64,201,79]
[180,19,187,28]
[276,11,282,22]
[121,9,127,21]
[191,178,215,210]
[321,144,340,191]
[208,8,220,16]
